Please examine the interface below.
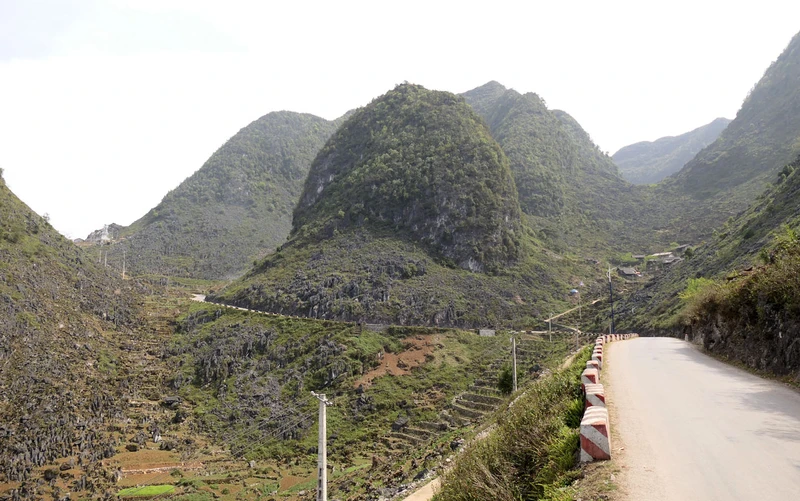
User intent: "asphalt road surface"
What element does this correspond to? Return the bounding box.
[606,337,800,501]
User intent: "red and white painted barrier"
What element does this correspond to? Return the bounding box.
[591,351,603,369]
[584,383,605,409]
[580,406,611,461]
[578,333,641,463]
[581,367,599,391]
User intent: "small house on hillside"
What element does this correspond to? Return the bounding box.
[618,267,640,279]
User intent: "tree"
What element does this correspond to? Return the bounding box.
[497,365,513,395]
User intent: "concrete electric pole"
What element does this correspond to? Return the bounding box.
[607,266,615,334]
[311,392,331,501]
[511,336,517,392]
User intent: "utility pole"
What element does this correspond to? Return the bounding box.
[311,392,331,501]
[607,266,615,334]
[511,336,517,392]
[548,312,553,342]
[122,250,126,280]
[576,289,581,350]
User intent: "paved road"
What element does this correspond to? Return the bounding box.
[607,337,800,501]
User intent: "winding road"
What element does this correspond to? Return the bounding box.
[606,337,800,501]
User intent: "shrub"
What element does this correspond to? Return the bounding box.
[497,366,514,394]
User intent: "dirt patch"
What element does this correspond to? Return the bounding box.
[574,461,623,500]
[279,474,309,490]
[355,335,438,388]
[0,481,21,496]
[109,449,180,468]
[116,471,176,488]
[403,478,441,501]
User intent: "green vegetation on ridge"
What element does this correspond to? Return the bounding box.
[624,155,800,331]
[462,82,682,256]
[294,83,522,272]
[660,30,800,230]
[86,111,341,280]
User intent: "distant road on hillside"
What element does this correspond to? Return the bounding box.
[606,337,800,500]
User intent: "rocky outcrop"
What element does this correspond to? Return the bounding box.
[688,307,800,379]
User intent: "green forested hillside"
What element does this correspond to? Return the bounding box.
[461,82,678,256]
[669,31,800,202]
[624,155,800,329]
[613,117,731,185]
[624,156,800,378]
[212,84,607,327]
[0,171,141,492]
[294,84,522,272]
[87,111,340,280]
[461,84,573,218]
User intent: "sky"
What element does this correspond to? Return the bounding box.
[1,0,799,239]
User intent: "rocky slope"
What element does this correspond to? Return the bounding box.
[613,117,731,185]
[85,111,341,280]
[0,171,142,498]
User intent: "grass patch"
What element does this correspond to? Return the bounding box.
[117,485,175,497]
[434,346,591,501]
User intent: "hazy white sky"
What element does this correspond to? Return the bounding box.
[1,0,799,239]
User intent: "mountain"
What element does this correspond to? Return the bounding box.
[613,117,731,184]
[669,31,800,202]
[0,170,142,494]
[460,83,574,218]
[293,83,522,272]
[211,84,599,327]
[461,82,676,255]
[85,111,341,280]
